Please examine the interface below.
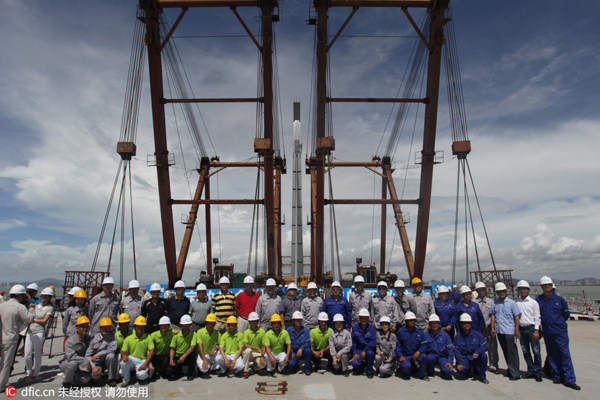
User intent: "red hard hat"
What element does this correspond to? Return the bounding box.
[0,291,5,295]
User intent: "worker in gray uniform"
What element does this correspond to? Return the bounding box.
[374,316,397,377]
[301,282,323,330]
[119,280,143,329]
[60,316,94,388]
[372,282,398,330]
[86,317,119,386]
[255,278,282,331]
[349,276,373,327]
[474,281,498,373]
[280,283,302,329]
[88,277,120,336]
[0,284,35,392]
[406,278,435,331]
[392,279,417,329]
[329,314,352,377]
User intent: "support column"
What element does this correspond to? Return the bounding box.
[380,174,387,275]
[205,177,212,276]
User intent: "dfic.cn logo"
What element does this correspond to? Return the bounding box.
[5,386,17,398]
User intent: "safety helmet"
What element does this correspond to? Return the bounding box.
[394,279,406,288]
[379,316,391,324]
[243,276,255,284]
[174,280,186,289]
[494,282,508,292]
[517,280,530,289]
[437,286,449,294]
[460,285,471,295]
[540,276,553,285]
[219,277,230,285]
[40,287,55,296]
[474,282,486,290]
[99,318,113,327]
[317,312,329,322]
[134,316,147,326]
[358,308,370,317]
[180,315,192,325]
[354,275,364,283]
[49,285,55,291]
[150,283,162,292]
[248,312,259,321]
[429,314,441,323]
[118,313,131,324]
[292,311,303,320]
[196,283,207,291]
[333,314,345,323]
[226,316,238,324]
[266,278,277,287]
[74,290,87,299]
[76,316,91,326]
[68,287,77,296]
[9,284,27,295]
[459,313,472,323]
[377,281,388,288]
[159,316,171,325]
[404,311,416,320]
[27,283,39,291]
[307,282,318,290]
[102,277,115,285]
[288,283,298,290]
[205,313,218,323]
[270,314,282,323]
[128,280,140,289]
[331,281,342,288]
[411,277,422,286]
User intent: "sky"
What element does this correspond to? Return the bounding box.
[1,0,599,287]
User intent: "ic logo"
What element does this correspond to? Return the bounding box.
[5,386,17,398]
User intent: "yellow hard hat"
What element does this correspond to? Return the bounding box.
[134,316,147,326]
[226,316,237,324]
[49,286,55,291]
[76,316,91,326]
[99,317,112,327]
[118,313,131,324]
[74,290,87,299]
[205,313,217,323]
[270,314,282,323]
[411,277,423,285]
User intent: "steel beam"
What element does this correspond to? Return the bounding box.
[170,199,263,205]
[156,0,260,8]
[163,97,262,103]
[380,175,387,275]
[330,0,431,7]
[327,97,426,103]
[274,166,282,277]
[324,199,419,205]
[205,177,212,275]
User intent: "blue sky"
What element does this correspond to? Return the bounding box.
[1,0,599,286]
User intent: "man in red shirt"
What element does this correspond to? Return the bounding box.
[235,276,260,334]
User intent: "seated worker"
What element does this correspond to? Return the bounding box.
[310,312,333,375]
[215,316,244,376]
[454,313,489,384]
[60,316,93,388]
[286,311,311,375]
[86,318,118,386]
[329,313,352,377]
[263,314,291,376]
[424,314,454,379]
[116,313,134,353]
[194,313,221,376]
[119,316,154,387]
[149,316,174,379]
[351,308,377,378]
[167,315,196,381]
[241,312,266,378]
[374,316,396,378]
[395,311,429,381]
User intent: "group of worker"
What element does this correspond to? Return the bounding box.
[0,274,580,391]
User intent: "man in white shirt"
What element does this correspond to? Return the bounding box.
[515,280,542,382]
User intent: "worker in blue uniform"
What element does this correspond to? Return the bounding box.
[321,281,351,330]
[454,313,488,384]
[434,286,457,341]
[449,285,461,304]
[351,308,377,378]
[424,314,454,379]
[536,276,580,391]
[395,312,429,381]
[286,311,312,374]
[455,285,485,333]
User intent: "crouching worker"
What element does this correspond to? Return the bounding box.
[149,317,174,379]
[424,314,454,379]
[194,313,221,376]
[454,313,489,384]
[120,316,154,387]
[310,312,333,374]
[60,316,93,388]
[287,311,311,375]
[86,318,118,386]
[351,308,377,378]
[241,312,266,378]
[167,315,196,380]
[263,314,291,376]
[395,311,429,380]
[329,314,352,377]
[215,316,244,376]
[374,316,396,378]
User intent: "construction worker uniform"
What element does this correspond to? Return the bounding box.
[329,329,352,373]
[0,298,35,390]
[374,330,396,376]
[310,326,333,371]
[424,329,454,377]
[301,295,323,330]
[475,294,498,371]
[406,291,435,331]
[241,327,266,373]
[349,290,373,327]
[116,329,133,353]
[395,326,428,379]
[215,331,244,374]
[434,299,457,341]
[255,293,282,331]
[86,332,118,381]
[393,294,417,329]
[455,301,485,333]
[321,296,351,330]
[119,295,143,329]
[536,293,577,385]
[193,327,221,373]
[280,297,302,327]
[287,326,311,373]
[351,323,377,375]
[60,334,93,386]
[150,329,174,378]
[120,332,153,383]
[453,328,488,381]
[372,295,398,329]
[490,297,521,379]
[263,329,291,372]
[189,298,212,332]
[141,297,166,334]
[63,305,88,338]
[167,330,196,379]
[88,292,120,336]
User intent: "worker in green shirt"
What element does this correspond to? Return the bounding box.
[310,312,333,374]
[193,313,221,375]
[149,316,173,379]
[241,312,266,378]
[167,315,196,380]
[263,314,291,376]
[119,316,154,387]
[215,315,244,376]
[116,313,133,352]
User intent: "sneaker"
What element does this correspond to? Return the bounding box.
[57,372,65,378]
[121,381,129,388]
[480,378,489,384]
[243,372,249,379]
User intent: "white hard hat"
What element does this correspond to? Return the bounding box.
[284,284,288,288]
[495,282,508,292]
[68,287,78,296]
[10,284,27,295]
[552,283,556,289]
[40,287,55,296]
[540,276,553,285]
[288,283,298,290]
[358,308,370,317]
[354,275,364,283]
[331,281,342,288]
[517,280,530,289]
[437,286,449,294]
[27,283,39,291]
[474,282,486,290]
[292,311,303,320]
[102,277,115,285]
[243,276,255,284]
[159,316,171,325]
[196,283,207,291]
[333,314,345,322]
[394,279,406,288]
[248,312,259,321]
[318,312,329,321]
[404,311,416,320]
[459,313,472,323]
[219,277,230,285]
[150,283,162,292]
[180,315,192,325]
[429,314,441,323]
[307,282,318,290]
[351,285,355,289]
[452,284,457,288]
[266,278,277,286]
[128,280,140,289]
[174,280,186,288]
[460,285,471,295]
[377,281,388,288]
[379,316,391,324]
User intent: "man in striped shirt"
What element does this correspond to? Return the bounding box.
[212,277,236,334]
